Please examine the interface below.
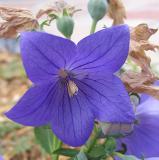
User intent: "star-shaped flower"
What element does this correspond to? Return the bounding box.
[6,25,134,146]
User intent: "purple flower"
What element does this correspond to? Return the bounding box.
[145,158,159,160]
[6,25,134,146]
[0,155,3,160]
[115,156,159,160]
[117,96,159,158]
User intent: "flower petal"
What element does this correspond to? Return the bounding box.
[146,158,159,160]
[115,156,159,160]
[69,24,130,73]
[20,31,77,84]
[51,85,95,147]
[140,81,159,103]
[75,73,134,123]
[5,81,58,126]
[118,97,159,158]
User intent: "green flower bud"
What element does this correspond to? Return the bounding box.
[88,0,108,22]
[56,16,74,38]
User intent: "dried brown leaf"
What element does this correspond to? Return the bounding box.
[129,24,159,73]
[121,71,159,99]
[36,0,81,19]
[122,71,156,90]
[140,40,159,51]
[108,0,126,25]
[122,24,159,98]
[0,6,39,38]
[36,6,57,19]
[137,85,159,100]
[129,43,151,73]
[131,23,158,42]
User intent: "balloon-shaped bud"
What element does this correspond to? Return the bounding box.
[88,0,108,22]
[56,15,74,38]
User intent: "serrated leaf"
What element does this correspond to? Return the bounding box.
[54,148,79,157]
[34,126,62,159]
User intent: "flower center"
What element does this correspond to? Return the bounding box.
[59,69,68,79]
[59,69,78,97]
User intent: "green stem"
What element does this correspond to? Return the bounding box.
[51,139,62,160]
[51,154,59,160]
[66,35,71,39]
[90,20,98,34]
[81,126,101,154]
[113,152,124,159]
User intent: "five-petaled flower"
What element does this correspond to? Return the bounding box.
[6,24,134,147]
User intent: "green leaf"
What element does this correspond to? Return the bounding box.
[104,137,116,155]
[120,155,137,160]
[88,145,105,158]
[48,13,58,18]
[34,126,62,159]
[115,152,138,160]
[40,20,50,30]
[54,148,79,157]
[73,151,88,160]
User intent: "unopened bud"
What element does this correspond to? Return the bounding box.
[88,0,108,22]
[56,16,74,38]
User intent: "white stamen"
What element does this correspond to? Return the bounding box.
[67,80,78,97]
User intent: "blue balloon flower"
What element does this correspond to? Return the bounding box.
[117,95,159,157]
[5,24,134,146]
